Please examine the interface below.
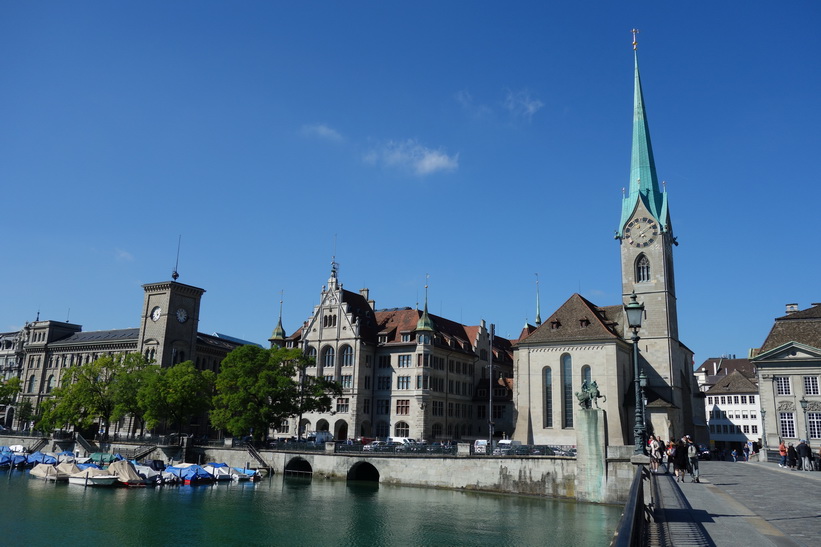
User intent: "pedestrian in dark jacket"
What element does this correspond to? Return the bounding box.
[787,443,798,470]
[796,440,812,472]
[674,438,689,482]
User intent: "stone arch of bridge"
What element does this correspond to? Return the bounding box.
[347,461,380,482]
[284,456,313,477]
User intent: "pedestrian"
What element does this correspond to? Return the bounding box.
[796,439,812,472]
[649,435,662,473]
[742,444,750,462]
[667,441,677,475]
[731,448,738,462]
[778,440,787,468]
[686,435,700,483]
[787,443,797,470]
[673,438,689,482]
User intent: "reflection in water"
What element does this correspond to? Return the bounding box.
[2,469,620,546]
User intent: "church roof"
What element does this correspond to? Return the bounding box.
[618,49,670,237]
[515,294,622,345]
[759,303,821,353]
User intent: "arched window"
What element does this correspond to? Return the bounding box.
[394,421,409,437]
[561,354,573,428]
[543,367,553,428]
[46,375,55,393]
[322,346,335,368]
[636,254,650,283]
[341,345,354,367]
[582,365,591,385]
[27,375,36,393]
[305,346,317,366]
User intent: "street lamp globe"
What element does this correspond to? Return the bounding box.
[624,291,644,330]
[800,397,808,412]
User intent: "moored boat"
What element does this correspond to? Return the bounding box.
[68,467,120,487]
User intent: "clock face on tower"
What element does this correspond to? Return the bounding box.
[150,306,162,322]
[624,217,659,248]
[176,308,189,323]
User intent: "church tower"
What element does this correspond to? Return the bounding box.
[616,33,693,438]
[138,280,204,368]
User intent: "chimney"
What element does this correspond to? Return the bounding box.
[785,303,799,314]
[360,288,369,300]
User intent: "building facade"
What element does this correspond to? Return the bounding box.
[512,45,704,448]
[273,263,515,442]
[753,303,821,449]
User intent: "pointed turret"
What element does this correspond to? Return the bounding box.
[416,276,436,333]
[535,273,542,327]
[269,293,286,348]
[618,33,670,237]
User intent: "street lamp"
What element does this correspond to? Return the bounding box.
[625,292,646,455]
[800,397,809,441]
[760,409,767,449]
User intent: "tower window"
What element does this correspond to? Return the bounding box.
[636,255,651,283]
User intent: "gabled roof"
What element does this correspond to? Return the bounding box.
[705,370,759,395]
[515,294,622,345]
[758,303,821,354]
[51,328,139,345]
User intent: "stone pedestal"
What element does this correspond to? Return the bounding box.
[576,408,607,503]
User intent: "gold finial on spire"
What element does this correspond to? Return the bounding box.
[631,28,639,50]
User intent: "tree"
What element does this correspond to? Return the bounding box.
[211,346,341,441]
[37,353,149,437]
[137,361,214,433]
[0,377,21,406]
[110,353,154,436]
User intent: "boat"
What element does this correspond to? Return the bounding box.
[68,467,120,487]
[107,459,148,486]
[30,463,68,481]
[164,464,215,485]
[203,462,245,481]
[232,467,262,481]
[27,451,58,466]
[132,464,162,485]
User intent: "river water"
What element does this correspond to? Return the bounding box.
[3,469,621,546]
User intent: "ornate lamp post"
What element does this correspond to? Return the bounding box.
[800,397,809,441]
[625,292,646,455]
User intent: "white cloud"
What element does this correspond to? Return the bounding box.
[365,139,459,176]
[503,89,544,122]
[301,123,344,142]
[115,248,134,262]
[455,90,492,119]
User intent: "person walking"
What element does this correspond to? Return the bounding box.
[673,438,689,482]
[686,435,700,483]
[666,441,677,475]
[787,443,798,470]
[796,439,812,472]
[731,448,738,462]
[779,440,788,468]
[649,435,662,473]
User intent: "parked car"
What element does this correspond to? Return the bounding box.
[363,440,387,452]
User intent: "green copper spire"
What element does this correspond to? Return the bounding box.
[618,32,669,237]
[416,275,436,332]
[269,292,286,347]
[535,273,542,327]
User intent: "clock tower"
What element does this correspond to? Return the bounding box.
[616,38,694,439]
[138,280,205,368]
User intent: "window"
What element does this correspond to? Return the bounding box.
[708,396,713,404]
[733,396,739,404]
[396,399,410,415]
[749,395,756,404]
[322,346,335,368]
[363,399,370,414]
[492,405,504,419]
[581,365,591,385]
[376,422,389,437]
[752,425,758,434]
[636,255,650,283]
[341,346,354,366]
[562,354,573,428]
[750,411,757,420]
[431,423,443,438]
[401,334,411,342]
[720,396,726,405]
[323,375,334,383]
[27,375,36,393]
[398,355,412,368]
[394,421,409,437]
[742,412,748,420]
[376,399,390,415]
[543,367,553,428]
[743,425,750,434]
[341,375,353,389]
[448,402,454,417]
[418,334,431,344]
[336,398,349,413]
[809,412,821,439]
[279,421,290,433]
[477,405,486,419]
[397,376,410,390]
[804,376,819,396]
[378,355,391,368]
[775,377,791,395]
[364,375,371,389]
[377,376,391,390]
[779,412,796,438]
[432,401,444,417]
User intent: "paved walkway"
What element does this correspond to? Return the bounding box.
[652,460,821,546]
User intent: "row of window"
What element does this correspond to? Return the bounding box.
[707,394,756,406]
[542,357,591,429]
[775,376,819,396]
[710,409,758,420]
[304,345,355,367]
[779,411,821,438]
[709,423,759,435]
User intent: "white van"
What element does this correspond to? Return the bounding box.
[493,439,522,455]
[474,439,489,454]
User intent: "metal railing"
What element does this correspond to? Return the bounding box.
[610,464,653,547]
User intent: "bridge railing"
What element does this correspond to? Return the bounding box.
[610,464,654,547]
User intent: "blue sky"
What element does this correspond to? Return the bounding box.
[1,2,819,365]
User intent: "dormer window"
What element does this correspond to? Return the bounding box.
[379,334,388,344]
[401,333,411,342]
[579,319,590,328]
[551,320,561,330]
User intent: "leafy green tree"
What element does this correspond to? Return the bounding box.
[111,353,154,436]
[137,361,214,433]
[210,346,341,441]
[17,399,34,430]
[0,377,21,406]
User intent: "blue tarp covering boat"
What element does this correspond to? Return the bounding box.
[27,452,58,465]
[164,464,214,485]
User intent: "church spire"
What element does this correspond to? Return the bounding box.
[269,290,286,348]
[534,273,542,327]
[416,274,436,332]
[618,30,669,237]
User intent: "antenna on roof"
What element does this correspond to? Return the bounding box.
[172,235,181,281]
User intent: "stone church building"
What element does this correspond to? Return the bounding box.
[512,47,705,447]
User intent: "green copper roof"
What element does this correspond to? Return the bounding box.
[270,317,286,340]
[618,51,669,237]
[416,302,436,332]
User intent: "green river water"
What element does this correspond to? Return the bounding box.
[2,468,621,546]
